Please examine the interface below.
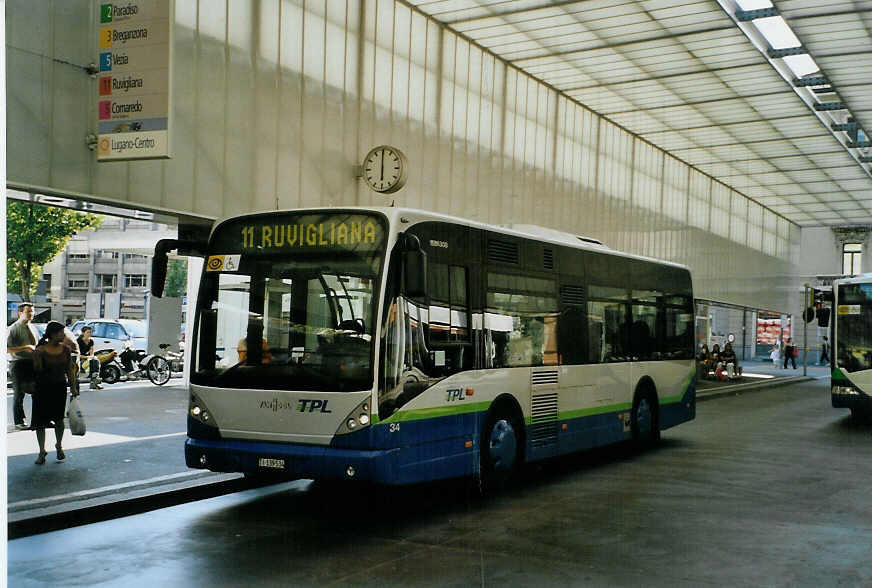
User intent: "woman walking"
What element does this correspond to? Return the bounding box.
[31,321,79,464]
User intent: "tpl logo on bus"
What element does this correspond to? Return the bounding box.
[298,399,332,413]
[446,388,474,402]
[261,398,333,413]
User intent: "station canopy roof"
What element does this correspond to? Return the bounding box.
[409,0,872,227]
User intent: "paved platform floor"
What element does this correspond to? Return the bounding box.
[9,377,870,587]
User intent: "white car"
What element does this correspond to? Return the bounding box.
[70,319,148,355]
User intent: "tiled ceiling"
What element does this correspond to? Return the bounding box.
[407,0,872,227]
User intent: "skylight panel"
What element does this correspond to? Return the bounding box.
[783,54,819,78]
[753,16,800,49]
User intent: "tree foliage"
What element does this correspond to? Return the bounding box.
[165,259,188,298]
[7,202,102,300]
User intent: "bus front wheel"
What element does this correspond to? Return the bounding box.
[631,389,660,447]
[479,405,523,494]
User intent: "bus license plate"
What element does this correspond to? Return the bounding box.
[258,458,285,469]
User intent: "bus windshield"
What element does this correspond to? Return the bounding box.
[837,282,872,372]
[191,212,387,391]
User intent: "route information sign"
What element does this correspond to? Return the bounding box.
[96,0,173,161]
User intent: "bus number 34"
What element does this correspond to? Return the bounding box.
[389,423,400,433]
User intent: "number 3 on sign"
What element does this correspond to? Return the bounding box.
[389,423,400,433]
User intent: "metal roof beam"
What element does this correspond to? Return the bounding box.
[814,102,846,111]
[793,76,828,87]
[736,8,779,21]
[768,47,808,58]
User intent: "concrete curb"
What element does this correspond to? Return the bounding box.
[697,375,814,402]
[7,472,283,539]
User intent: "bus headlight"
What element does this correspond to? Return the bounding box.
[335,397,373,435]
[834,386,859,396]
[190,394,216,425]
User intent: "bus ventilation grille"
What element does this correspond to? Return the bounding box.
[530,392,558,447]
[543,248,554,270]
[488,240,519,264]
[531,370,559,386]
[560,285,584,305]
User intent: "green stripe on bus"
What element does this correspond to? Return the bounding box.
[377,401,492,424]
[832,367,845,380]
[375,368,695,426]
[553,402,633,423]
[662,369,696,404]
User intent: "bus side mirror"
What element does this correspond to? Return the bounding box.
[402,234,427,298]
[151,239,207,297]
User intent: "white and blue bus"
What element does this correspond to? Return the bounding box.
[831,275,872,420]
[153,208,696,488]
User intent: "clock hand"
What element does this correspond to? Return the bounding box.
[380,149,385,182]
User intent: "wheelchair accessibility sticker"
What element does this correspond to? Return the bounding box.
[206,255,241,272]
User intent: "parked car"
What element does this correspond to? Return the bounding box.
[70,319,148,355]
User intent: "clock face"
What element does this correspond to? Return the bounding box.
[363,146,407,193]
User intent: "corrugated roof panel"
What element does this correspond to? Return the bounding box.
[609,111,672,134]
[827,167,870,181]
[745,95,810,118]
[809,152,866,168]
[410,0,872,227]
[785,170,833,183]
[838,179,872,191]
[645,131,699,152]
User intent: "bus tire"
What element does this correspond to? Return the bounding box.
[850,408,871,423]
[479,400,524,495]
[631,387,660,447]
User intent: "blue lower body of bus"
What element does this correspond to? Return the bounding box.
[186,385,695,485]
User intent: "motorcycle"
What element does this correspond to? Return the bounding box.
[99,342,172,386]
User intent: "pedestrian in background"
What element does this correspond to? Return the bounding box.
[31,321,79,464]
[76,326,104,390]
[6,302,38,430]
[783,337,797,370]
[819,335,829,366]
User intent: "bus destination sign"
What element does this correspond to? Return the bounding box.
[213,214,386,254]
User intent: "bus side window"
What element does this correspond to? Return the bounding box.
[588,301,627,363]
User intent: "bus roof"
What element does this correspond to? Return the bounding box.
[211,206,690,271]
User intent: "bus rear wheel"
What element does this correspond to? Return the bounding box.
[479,406,523,495]
[631,389,660,447]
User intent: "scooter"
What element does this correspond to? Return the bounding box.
[99,342,168,386]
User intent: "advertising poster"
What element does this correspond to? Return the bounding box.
[756,318,789,345]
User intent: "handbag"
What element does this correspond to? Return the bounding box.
[68,396,87,436]
[792,347,798,357]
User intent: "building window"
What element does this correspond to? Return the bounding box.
[96,250,119,259]
[124,274,147,288]
[95,274,117,290]
[68,252,90,262]
[843,243,862,276]
[67,275,89,289]
[123,253,148,261]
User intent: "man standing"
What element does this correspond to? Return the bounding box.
[6,303,38,429]
[783,337,797,370]
[76,326,104,390]
[819,335,830,366]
